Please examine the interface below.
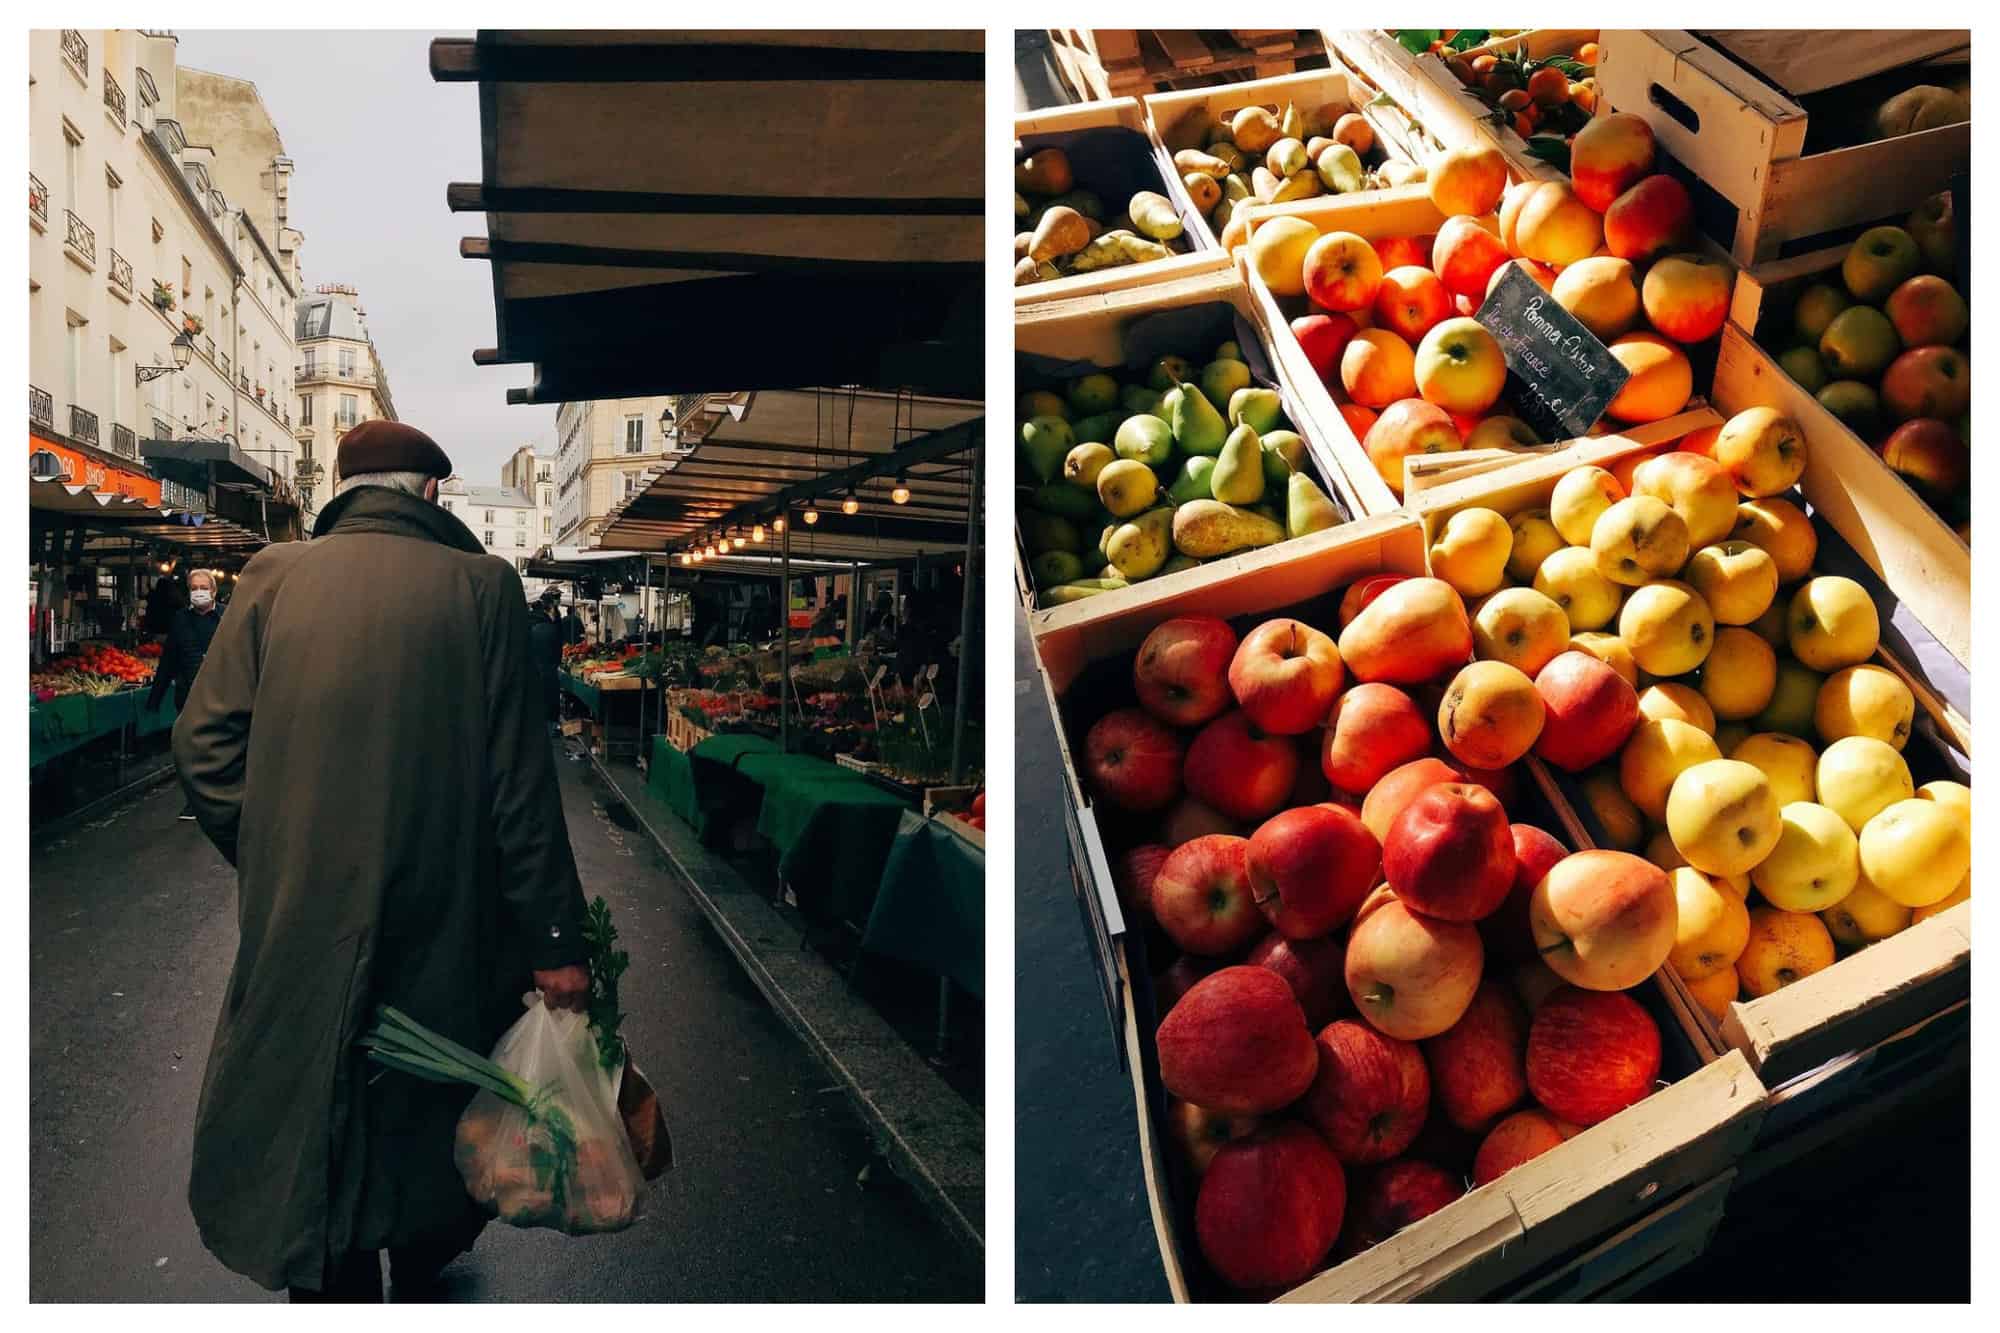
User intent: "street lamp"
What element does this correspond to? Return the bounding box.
[136,330,195,384]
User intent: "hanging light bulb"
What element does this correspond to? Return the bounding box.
[752,522,767,543]
[841,490,859,516]
[733,532,747,549]
[891,474,910,505]
[773,514,786,533]
[159,561,171,573]
[802,505,819,526]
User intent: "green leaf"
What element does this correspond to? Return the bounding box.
[1541,56,1591,79]
[1449,29,1492,51]
[1523,135,1573,172]
[1366,92,1399,111]
[1394,30,1441,55]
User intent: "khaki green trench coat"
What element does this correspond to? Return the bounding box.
[173,485,588,1291]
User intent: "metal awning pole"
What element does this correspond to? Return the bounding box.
[949,444,981,785]
[779,514,791,755]
[848,560,862,650]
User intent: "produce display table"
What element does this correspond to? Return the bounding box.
[754,762,913,927]
[862,810,986,998]
[29,690,176,769]
[560,670,600,713]
[649,733,782,840]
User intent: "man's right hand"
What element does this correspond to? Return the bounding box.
[533,964,590,1011]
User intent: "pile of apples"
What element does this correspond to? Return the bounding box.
[1080,588,1675,1292]
[1761,196,1968,532]
[1018,343,1346,607]
[1239,115,1726,497]
[1413,411,1971,1020]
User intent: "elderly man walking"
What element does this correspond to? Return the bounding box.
[173,421,590,1302]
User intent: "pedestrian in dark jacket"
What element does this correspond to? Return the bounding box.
[560,603,585,648]
[173,420,590,1303]
[528,593,563,729]
[150,568,224,822]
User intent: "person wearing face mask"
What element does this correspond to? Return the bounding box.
[148,567,225,822]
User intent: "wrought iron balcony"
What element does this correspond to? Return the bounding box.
[109,248,134,293]
[64,209,95,267]
[69,404,100,447]
[104,70,126,127]
[152,416,172,441]
[219,350,231,376]
[60,29,88,77]
[205,336,216,362]
[30,385,54,431]
[29,172,47,228]
[111,423,137,459]
[240,371,251,391]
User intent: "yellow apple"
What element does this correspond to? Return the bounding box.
[1820,876,1911,946]
[1568,631,1638,688]
[1667,866,1752,980]
[1750,801,1860,912]
[1683,540,1779,625]
[1637,682,1715,735]
[1737,907,1837,997]
[1916,779,1971,833]
[1730,732,1818,807]
[1910,876,1970,925]
[1666,758,1782,878]
[1507,508,1567,583]
[1581,768,1647,850]
[1682,963,1740,1023]
[1858,798,1971,908]
[1816,736,1914,832]
[1430,506,1514,598]
[1633,452,1740,548]
[1534,546,1623,631]
[1746,599,1790,651]
[1592,495,1691,587]
[1644,830,1750,897]
[1700,626,1778,722]
[1619,579,1714,677]
[1550,466,1626,547]
[1814,664,1915,749]
[1472,587,1571,676]
[1731,497,1818,583]
[1248,215,1319,298]
[1712,405,1808,499]
[1788,576,1880,672]
[1620,718,1721,824]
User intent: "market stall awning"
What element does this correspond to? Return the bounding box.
[140,436,279,491]
[433,30,983,401]
[594,388,981,563]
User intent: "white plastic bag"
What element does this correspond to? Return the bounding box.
[453,993,647,1235]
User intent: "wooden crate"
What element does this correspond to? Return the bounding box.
[1594,30,1970,264]
[1015,264,1393,615]
[1015,98,1215,307]
[1325,30,1534,177]
[1141,66,1421,252]
[1027,512,1765,1301]
[1710,315,1970,680]
[1055,30,1332,100]
[1398,29,1601,185]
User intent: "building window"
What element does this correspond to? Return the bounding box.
[64,315,84,406]
[484,509,494,524]
[303,348,315,376]
[483,530,494,547]
[181,256,192,297]
[543,516,551,535]
[205,394,215,426]
[63,126,82,211]
[514,530,526,547]
[299,395,312,425]
[338,347,355,378]
[337,394,357,427]
[108,338,125,426]
[624,415,643,452]
[623,471,641,498]
[442,500,454,512]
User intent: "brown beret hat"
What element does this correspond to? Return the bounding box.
[335,420,453,481]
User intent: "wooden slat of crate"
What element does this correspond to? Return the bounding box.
[1711,321,1970,677]
[1325,30,1515,171]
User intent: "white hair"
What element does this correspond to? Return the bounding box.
[187,568,218,591]
[335,470,434,499]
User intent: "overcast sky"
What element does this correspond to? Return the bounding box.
[174,29,555,485]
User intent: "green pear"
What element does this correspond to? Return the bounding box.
[1214,339,1243,362]
[1096,458,1161,518]
[1171,500,1286,559]
[1148,355,1196,392]
[1122,384,1167,420]
[1067,372,1120,416]
[1070,410,1120,445]
[1169,375,1229,456]
[1106,506,1175,580]
[1260,429,1307,487]
[1229,386,1285,434]
[1286,472,1342,538]
[1267,138,1309,179]
[1031,550,1085,587]
[1020,416,1074,484]
[1168,455,1218,504]
[1211,425,1266,505]
[1114,414,1175,467]
[1020,510,1081,556]
[1063,441,1115,489]
[1038,577,1129,608]
[1280,101,1304,141]
[1314,143,1365,194]
[1250,502,1282,526]
[1031,482,1097,522]
[1200,358,1252,412]
[1019,390,1068,421]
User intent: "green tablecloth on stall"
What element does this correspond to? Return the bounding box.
[649,732,782,839]
[136,692,178,737]
[862,810,985,998]
[754,761,911,927]
[562,671,601,714]
[29,690,175,769]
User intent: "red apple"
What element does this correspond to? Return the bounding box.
[1113,843,1172,926]
[1421,979,1527,1132]
[1602,174,1691,263]
[1374,265,1454,344]
[1532,649,1641,772]
[1195,1122,1347,1290]
[1164,1099,1262,1180]
[1229,618,1346,735]
[1288,752,1333,808]
[1880,345,1970,422]
[1292,312,1361,386]
[1161,797,1239,846]
[1432,214,1510,300]
[1345,892,1485,1040]
[1883,273,1968,348]
[1472,1108,1569,1187]
[1151,835,1262,956]
[1457,762,1520,814]
[1382,782,1516,922]
[1304,230,1387,314]
[1083,707,1184,812]
[1481,823,1568,965]
[1529,850,1677,991]
[1879,417,1968,493]
[1303,1019,1431,1164]
[1133,615,1239,727]
[1184,710,1301,823]
[1158,965,1319,1114]
[1525,986,1662,1126]
[1247,804,1382,939]
[1373,234,1433,271]
[1361,756,1469,843]
[1155,954,1220,1015]
[1337,573,1412,629]
[1343,1159,1465,1252]
[1321,682,1432,795]
[1248,931,1350,1029]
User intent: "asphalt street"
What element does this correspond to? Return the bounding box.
[29,745,981,1303]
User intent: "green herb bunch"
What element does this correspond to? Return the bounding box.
[583,896,630,1073]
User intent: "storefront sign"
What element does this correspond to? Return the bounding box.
[1474,265,1629,443]
[159,477,206,514]
[26,434,163,506]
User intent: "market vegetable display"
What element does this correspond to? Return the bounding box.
[1019,343,1345,607]
[1015,144,1184,286]
[31,644,158,699]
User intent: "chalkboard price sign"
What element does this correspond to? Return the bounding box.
[1473,264,1630,443]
